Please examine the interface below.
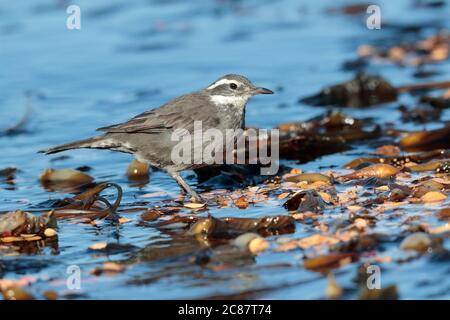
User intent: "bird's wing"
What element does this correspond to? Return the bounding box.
[97,92,219,134]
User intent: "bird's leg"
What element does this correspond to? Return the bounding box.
[169,172,204,203]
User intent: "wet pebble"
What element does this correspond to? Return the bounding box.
[44,228,57,237]
[421,191,447,203]
[400,232,432,252]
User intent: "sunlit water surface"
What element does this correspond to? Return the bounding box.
[1,0,450,299]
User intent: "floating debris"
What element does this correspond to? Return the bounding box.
[421,191,446,203]
[374,145,400,157]
[188,215,295,238]
[325,273,343,299]
[276,234,339,252]
[278,111,381,162]
[1,100,32,136]
[303,253,357,271]
[284,173,332,184]
[357,31,450,67]
[359,285,398,300]
[283,190,327,212]
[39,168,94,191]
[184,203,206,210]
[1,287,35,300]
[344,149,448,169]
[0,167,17,179]
[300,74,398,107]
[400,126,450,151]
[43,228,57,237]
[126,159,149,185]
[91,262,125,276]
[339,164,399,181]
[233,233,270,255]
[0,210,56,238]
[234,195,249,209]
[400,232,432,252]
[52,182,122,221]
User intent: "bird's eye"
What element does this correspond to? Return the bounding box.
[230,83,238,90]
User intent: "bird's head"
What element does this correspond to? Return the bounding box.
[205,74,273,106]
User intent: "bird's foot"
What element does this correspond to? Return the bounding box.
[189,192,205,204]
[188,188,206,203]
[105,212,121,224]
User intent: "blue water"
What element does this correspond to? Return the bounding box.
[1,0,449,299]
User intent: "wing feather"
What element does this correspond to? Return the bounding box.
[96,92,218,134]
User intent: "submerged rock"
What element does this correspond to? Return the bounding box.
[300,73,398,107]
[400,233,432,252]
[0,210,57,237]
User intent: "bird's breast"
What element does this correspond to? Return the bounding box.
[212,103,246,130]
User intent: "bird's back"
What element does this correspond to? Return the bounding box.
[101,90,246,171]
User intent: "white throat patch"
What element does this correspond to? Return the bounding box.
[209,94,249,108]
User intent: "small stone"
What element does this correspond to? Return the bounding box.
[318,191,332,203]
[248,237,270,255]
[429,223,450,234]
[43,290,58,300]
[118,218,131,224]
[375,145,400,157]
[126,159,149,180]
[354,218,367,230]
[347,205,362,213]
[375,185,389,192]
[325,273,343,299]
[357,44,376,57]
[234,233,269,255]
[184,203,206,209]
[234,195,249,209]
[400,232,432,252]
[421,191,446,203]
[277,192,290,200]
[89,242,108,250]
[2,287,34,300]
[91,262,125,276]
[102,262,125,273]
[44,228,58,237]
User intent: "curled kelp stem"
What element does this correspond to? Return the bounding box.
[53,182,122,221]
[95,195,119,223]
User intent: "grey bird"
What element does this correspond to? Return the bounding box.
[39,74,273,202]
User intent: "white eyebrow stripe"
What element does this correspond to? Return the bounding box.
[207,79,237,90]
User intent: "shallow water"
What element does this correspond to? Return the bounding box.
[1,0,450,299]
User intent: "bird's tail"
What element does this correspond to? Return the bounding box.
[39,136,107,155]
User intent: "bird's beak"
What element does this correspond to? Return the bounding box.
[252,87,274,95]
